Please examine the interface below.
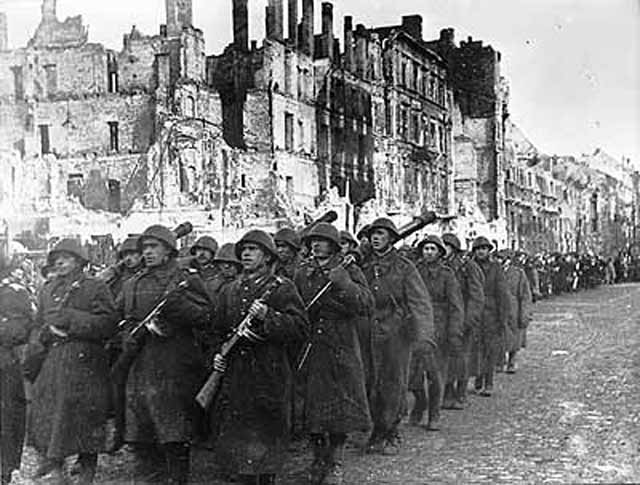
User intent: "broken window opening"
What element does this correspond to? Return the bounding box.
[108,72,119,93]
[108,121,119,152]
[38,124,50,154]
[108,179,121,212]
[284,112,294,151]
[67,173,84,204]
[44,64,57,98]
[11,66,24,101]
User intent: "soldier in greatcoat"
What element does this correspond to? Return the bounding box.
[0,259,34,485]
[103,236,143,299]
[442,233,485,406]
[470,237,511,396]
[274,227,303,280]
[28,239,118,485]
[208,230,308,485]
[409,235,464,430]
[294,223,372,484]
[360,218,435,454]
[117,225,210,484]
[188,236,219,300]
[495,250,532,374]
[339,230,375,405]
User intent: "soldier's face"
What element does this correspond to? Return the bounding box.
[422,243,441,262]
[276,242,296,262]
[218,262,240,279]
[339,239,355,255]
[240,243,269,272]
[310,238,333,260]
[122,251,142,269]
[371,229,391,252]
[142,239,171,268]
[53,252,79,277]
[194,247,214,266]
[475,247,490,260]
[443,243,454,258]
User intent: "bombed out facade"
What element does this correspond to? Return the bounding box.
[0,0,637,257]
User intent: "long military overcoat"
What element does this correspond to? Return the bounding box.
[471,258,510,376]
[446,254,485,379]
[360,249,434,434]
[28,271,117,459]
[409,260,464,389]
[117,259,210,444]
[0,279,33,479]
[294,254,372,435]
[209,270,308,476]
[504,265,533,351]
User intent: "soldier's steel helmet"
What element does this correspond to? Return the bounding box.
[139,225,178,254]
[442,233,462,252]
[47,238,89,265]
[118,236,140,257]
[367,218,401,241]
[190,236,219,256]
[235,230,279,261]
[213,243,243,268]
[418,234,446,256]
[303,222,341,248]
[274,227,302,251]
[339,230,358,247]
[472,236,494,251]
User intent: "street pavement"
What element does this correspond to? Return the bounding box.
[15,283,640,484]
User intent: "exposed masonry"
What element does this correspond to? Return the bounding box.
[0,0,635,255]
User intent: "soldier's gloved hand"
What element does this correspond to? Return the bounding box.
[146,316,170,337]
[247,300,268,321]
[212,353,227,373]
[328,266,351,288]
[122,331,143,354]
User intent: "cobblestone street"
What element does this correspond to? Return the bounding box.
[14,283,640,484]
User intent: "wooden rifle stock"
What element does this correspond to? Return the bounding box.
[195,276,284,410]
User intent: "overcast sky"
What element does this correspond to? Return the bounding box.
[1,0,638,164]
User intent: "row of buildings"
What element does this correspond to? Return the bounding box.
[0,0,636,257]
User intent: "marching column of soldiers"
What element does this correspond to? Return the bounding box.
[0,211,619,485]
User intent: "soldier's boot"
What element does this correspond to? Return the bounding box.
[409,389,427,425]
[473,376,484,394]
[324,433,346,485]
[164,442,190,485]
[456,378,469,404]
[365,428,384,454]
[442,383,461,410]
[33,457,64,479]
[506,351,517,374]
[480,372,494,397]
[132,444,165,483]
[381,429,402,455]
[77,453,98,485]
[307,434,329,485]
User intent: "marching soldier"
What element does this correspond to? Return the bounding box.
[0,258,34,485]
[28,239,118,484]
[294,223,372,484]
[360,218,435,454]
[409,235,463,430]
[442,233,485,406]
[496,250,532,374]
[117,225,210,484]
[274,227,303,279]
[470,237,510,397]
[104,236,143,298]
[209,230,308,485]
[339,230,375,403]
[189,236,219,300]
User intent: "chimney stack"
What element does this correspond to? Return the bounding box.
[288,0,298,45]
[355,24,367,78]
[42,0,57,21]
[343,16,353,71]
[166,0,193,36]
[300,0,314,56]
[233,0,249,51]
[266,0,284,41]
[401,14,422,40]
[321,2,333,60]
[0,12,7,51]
